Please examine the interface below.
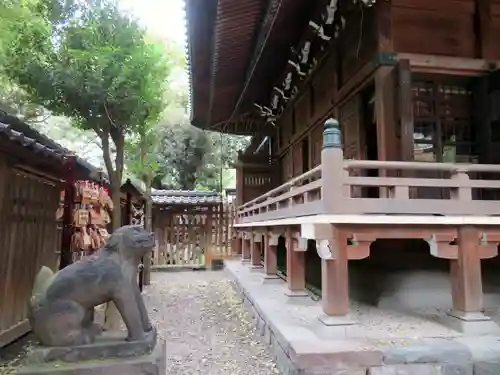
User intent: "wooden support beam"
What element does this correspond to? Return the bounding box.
[0,158,7,221]
[375,66,399,163]
[241,232,251,262]
[451,226,483,313]
[251,232,263,268]
[397,59,414,161]
[59,156,77,270]
[232,232,242,255]
[477,0,494,59]
[376,0,393,52]
[284,227,307,297]
[397,53,499,76]
[264,232,279,279]
[318,226,354,326]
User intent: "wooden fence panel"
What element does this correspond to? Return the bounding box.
[0,168,61,347]
[152,202,234,268]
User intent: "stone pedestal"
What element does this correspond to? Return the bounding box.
[16,329,166,375]
[443,310,500,335]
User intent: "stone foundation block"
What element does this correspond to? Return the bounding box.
[16,339,166,375]
[474,360,500,375]
[382,338,471,365]
[369,364,442,375]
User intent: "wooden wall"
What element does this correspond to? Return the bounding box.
[338,2,378,86]
[0,161,61,347]
[267,0,500,188]
[390,0,500,59]
[391,0,476,57]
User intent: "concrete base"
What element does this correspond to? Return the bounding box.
[17,339,166,375]
[263,274,280,279]
[443,310,500,336]
[284,289,309,297]
[249,264,264,270]
[241,258,251,264]
[318,314,357,326]
[224,259,500,375]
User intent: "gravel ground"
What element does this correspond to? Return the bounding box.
[143,270,279,375]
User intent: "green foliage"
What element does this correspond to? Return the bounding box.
[1,0,250,197]
[2,0,170,177]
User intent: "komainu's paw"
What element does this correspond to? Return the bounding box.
[88,323,103,338]
[72,331,93,346]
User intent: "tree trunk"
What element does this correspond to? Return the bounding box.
[100,130,125,332]
[143,173,153,285]
[111,183,122,230]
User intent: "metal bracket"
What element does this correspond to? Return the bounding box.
[373,52,398,66]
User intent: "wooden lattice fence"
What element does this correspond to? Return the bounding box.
[153,201,234,268]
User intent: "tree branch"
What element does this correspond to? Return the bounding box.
[103,101,118,129]
[114,133,125,185]
[98,127,116,185]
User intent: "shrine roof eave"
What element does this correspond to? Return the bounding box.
[185,0,315,135]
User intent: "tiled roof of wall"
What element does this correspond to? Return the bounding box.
[0,122,65,161]
[151,189,222,205]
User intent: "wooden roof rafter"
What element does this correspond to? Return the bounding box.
[206,0,269,131]
[219,0,283,133]
[185,0,218,128]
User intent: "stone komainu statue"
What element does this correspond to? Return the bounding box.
[28,225,155,347]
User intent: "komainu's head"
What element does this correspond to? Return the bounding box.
[104,225,155,260]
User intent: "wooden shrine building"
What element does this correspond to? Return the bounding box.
[0,114,104,347]
[186,0,500,342]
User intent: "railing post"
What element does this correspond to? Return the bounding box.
[321,118,345,214]
[451,170,472,201]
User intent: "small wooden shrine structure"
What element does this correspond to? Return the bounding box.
[0,114,101,347]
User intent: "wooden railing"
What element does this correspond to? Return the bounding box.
[236,119,500,223]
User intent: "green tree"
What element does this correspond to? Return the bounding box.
[3,0,171,228]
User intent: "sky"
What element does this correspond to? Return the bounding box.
[119,0,187,46]
[40,0,190,173]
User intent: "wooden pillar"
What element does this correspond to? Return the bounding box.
[285,228,307,297]
[397,59,414,161]
[376,0,393,52]
[264,232,279,279]
[125,192,132,225]
[241,232,251,262]
[59,155,77,270]
[450,226,483,314]
[232,232,242,255]
[375,66,398,197]
[477,0,494,59]
[251,232,262,268]
[0,158,8,223]
[318,226,353,326]
[235,154,244,206]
